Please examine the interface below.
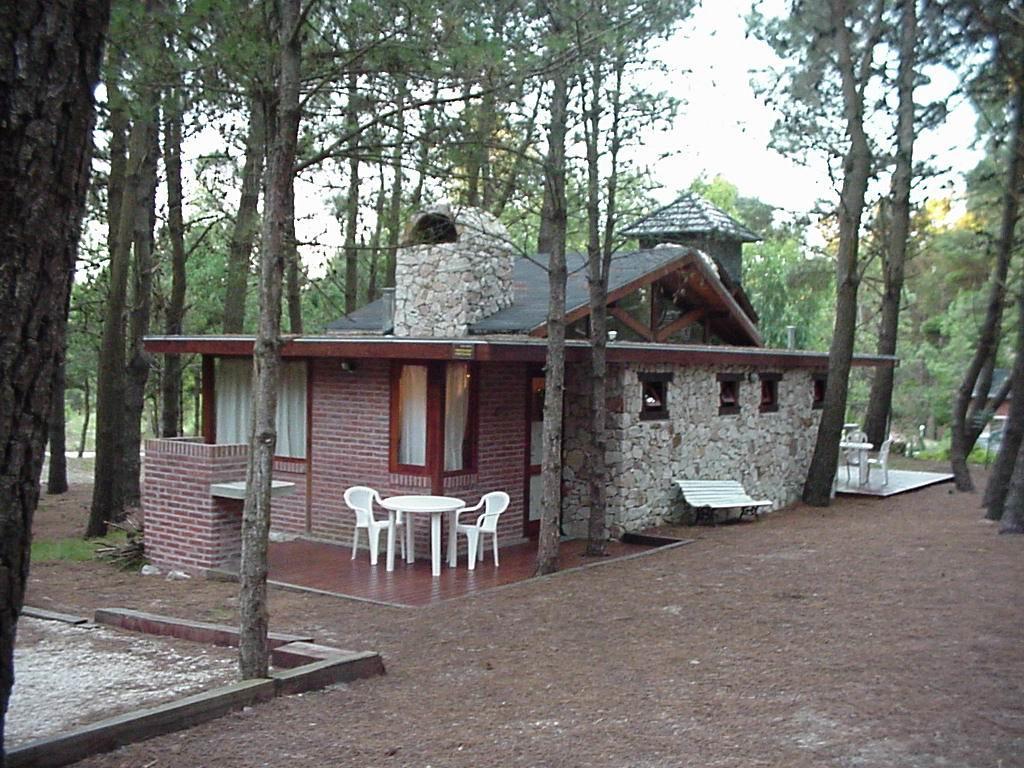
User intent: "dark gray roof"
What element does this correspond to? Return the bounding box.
[621,193,760,243]
[328,246,696,335]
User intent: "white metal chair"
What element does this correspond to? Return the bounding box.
[450,491,510,570]
[866,438,893,486]
[344,486,404,565]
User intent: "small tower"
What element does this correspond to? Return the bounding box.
[621,193,760,287]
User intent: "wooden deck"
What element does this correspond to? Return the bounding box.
[834,468,953,497]
[266,537,657,607]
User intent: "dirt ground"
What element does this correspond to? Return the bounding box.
[21,466,1024,767]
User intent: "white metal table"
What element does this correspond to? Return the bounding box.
[380,495,465,576]
[839,440,874,485]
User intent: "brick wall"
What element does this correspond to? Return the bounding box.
[307,358,530,559]
[143,438,309,573]
[145,360,533,569]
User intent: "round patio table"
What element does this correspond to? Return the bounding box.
[380,495,465,577]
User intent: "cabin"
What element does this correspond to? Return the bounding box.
[142,196,893,574]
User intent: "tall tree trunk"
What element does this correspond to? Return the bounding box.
[998,439,1024,534]
[78,378,91,457]
[949,82,1024,491]
[162,103,187,437]
[410,81,439,209]
[0,1,108,758]
[384,77,406,288]
[239,0,301,681]
[89,113,153,536]
[583,54,607,556]
[223,97,265,334]
[863,0,916,448]
[284,186,303,333]
[367,171,387,300]
[984,288,1024,520]
[47,355,69,495]
[344,72,360,313]
[123,113,159,508]
[536,62,570,577]
[803,0,875,506]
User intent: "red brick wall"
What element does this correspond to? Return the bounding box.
[143,359,532,571]
[307,359,530,558]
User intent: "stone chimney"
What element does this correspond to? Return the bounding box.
[393,204,515,337]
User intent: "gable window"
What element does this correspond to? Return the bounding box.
[813,374,827,409]
[759,372,781,413]
[214,358,307,458]
[717,373,742,416]
[639,372,672,421]
[391,361,477,475]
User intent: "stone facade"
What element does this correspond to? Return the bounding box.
[393,205,515,337]
[561,362,822,535]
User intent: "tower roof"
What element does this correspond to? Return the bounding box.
[622,193,760,243]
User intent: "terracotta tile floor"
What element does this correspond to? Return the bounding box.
[267,536,655,607]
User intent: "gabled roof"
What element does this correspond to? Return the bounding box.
[328,245,763,346]
[621,193,760,243]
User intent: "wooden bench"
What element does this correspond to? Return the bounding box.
[675,480,772,525]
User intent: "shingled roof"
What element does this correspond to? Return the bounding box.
[327,245,763,346]
[621,193,760,243]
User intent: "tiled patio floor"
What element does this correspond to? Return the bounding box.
[834,468,953,497]
[266,536,659,607]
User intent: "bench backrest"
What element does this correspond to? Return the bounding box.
[675,483,749,501]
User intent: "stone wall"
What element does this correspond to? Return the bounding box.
[393,205,515,336]
[561,362,822,535]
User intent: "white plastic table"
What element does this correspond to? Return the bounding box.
[380,495,465,576]
[839,440,874,485]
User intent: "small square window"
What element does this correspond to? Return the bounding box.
[717,373,742,415]
[812,374,827,409]
[639,372,672,421]
[759,373,781,413]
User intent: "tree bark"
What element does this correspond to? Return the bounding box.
[583,54,607,557]
[161,103,187,437]
[998,439,1024,534]
[123,114,160,508]
[803,0,876,506]
[223,97,265,334]
[949,82,1024,491]
[863,0,916,448]
[239,0,301,681]
[0,1,108,758]
[384,77,406,288]
[284,186,303,333]
[89,111,155,536]
[47,355,70,495]
[535,62,570,577]
[78,378,91,458]
[344,72,360,314]
[984,288,1024,520]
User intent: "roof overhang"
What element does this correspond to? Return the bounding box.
[144,334,897,369]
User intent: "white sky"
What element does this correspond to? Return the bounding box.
[635,0,983,214]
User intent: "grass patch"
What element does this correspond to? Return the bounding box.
[32,532,127,564]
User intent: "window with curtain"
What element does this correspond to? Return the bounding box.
[392,362,476,474]
[397,364,428,466]
[214,358,307,458]
[444,363,471,471]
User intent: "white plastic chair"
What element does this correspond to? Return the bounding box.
[843,429,868,482]
[450,491,510,570]
[344,486,404,565]
[866,438,893,486]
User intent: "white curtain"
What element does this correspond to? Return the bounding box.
[444,363,470,471]
[215,359,252,445]
[276,362,307,458]
[215,358,306,458]
[398,365,428,465]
